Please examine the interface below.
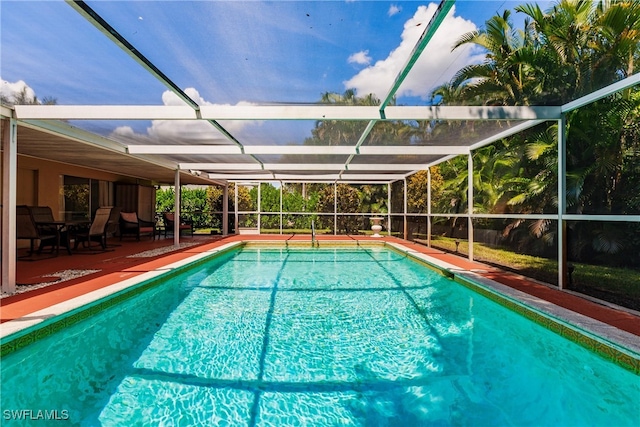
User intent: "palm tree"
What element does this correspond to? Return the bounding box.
[447,10,541,105]
[430,0,640,266]
[516,0,640,100]
[309,90,380,146]
[1,87,57,106]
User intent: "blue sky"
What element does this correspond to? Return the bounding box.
[1,0,551,143]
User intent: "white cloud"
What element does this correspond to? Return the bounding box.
[388,4,401,17]
[347,50,372,66]
[111,88,259,144]
[112,126,137,138]
[343,3,482,101]
[1,78,36,102]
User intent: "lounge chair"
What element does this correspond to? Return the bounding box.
[163,212,194,237]
[73,207,113,251]
[119,211,156,240]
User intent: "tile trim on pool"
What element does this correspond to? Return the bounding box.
[452,272,640,374]
[386,242,640,374]
[0,241,244,354]
[2,239,638,375]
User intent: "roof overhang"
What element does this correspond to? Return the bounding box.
[1,111,225,186]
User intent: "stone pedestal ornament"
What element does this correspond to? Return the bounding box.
[371,217,383,237]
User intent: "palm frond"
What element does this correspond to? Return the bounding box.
[452,30,483,51]
[592,225,625,254]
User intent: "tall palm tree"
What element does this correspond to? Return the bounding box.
[592,0,640,90]
[430,0,640,265]
[517,0,640,97]
[447,10,540,105]
[310,90,380,146]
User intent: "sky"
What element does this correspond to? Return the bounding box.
[0,0,552,145]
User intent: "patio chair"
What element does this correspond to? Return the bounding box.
[29,205,73,254]
[29,205,59,237]
[16,205,60,256]
[119,211,156,241]
[29,205,56,225]
[104,206,121,237]
[102,206,122,247]
[73,207,113,251]
[163,212,194,237]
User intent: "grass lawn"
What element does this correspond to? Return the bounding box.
[428,236,640,308]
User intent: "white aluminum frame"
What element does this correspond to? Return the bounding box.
[128,145,471,156]
[14,104,562,121]
[2,0,638,296]
[2,117,18,294]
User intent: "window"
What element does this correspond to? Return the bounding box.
[60,176,110,220]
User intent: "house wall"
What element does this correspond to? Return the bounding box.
[115,183,157,223]
[16,155,138,220]
[2,155,154,249]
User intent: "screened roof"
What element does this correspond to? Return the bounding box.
[2,0,638,184]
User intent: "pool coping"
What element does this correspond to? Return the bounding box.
[0,242,242,340]
[385,242,640,373]
[2,239,639,374]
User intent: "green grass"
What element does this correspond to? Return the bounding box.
[193,228,221,235]
[429,236,640,299]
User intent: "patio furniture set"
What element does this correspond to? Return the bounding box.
[16,207,193,258]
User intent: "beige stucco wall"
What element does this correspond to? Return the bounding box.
[16,155,136,219]
[2,155,152,250]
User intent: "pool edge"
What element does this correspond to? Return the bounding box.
[385,242,640,375]
[2,240,639,375]
[0,241,244,357]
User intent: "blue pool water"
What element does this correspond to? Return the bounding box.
[1,246,638,426]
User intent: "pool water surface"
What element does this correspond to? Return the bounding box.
[1,247,638,426]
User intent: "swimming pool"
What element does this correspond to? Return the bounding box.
[1,245,639,425]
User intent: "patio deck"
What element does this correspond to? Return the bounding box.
[2,234,639,338]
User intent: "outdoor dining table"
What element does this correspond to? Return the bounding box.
[34,219,91,255]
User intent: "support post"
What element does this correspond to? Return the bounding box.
[1,118,17,294]
[222,183,229,235]
[468,153,474,261]
[558,116,567,289]
[174,169,181,246]
[403,178,408,240]
[257,182,261,233]
[279,181,283,235]
[234,183,238,234]
[387,182,391,237]
[334,183,337,236]
[427,168,432,247]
